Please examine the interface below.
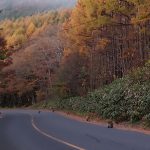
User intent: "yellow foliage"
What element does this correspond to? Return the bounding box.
[26,22,36,37]
[96,38,110,50]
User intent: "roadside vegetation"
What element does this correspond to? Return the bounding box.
[34,61,150,128]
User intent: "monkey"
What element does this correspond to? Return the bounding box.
[86,116,90,122]
[107,120,113,128]
[67,112,70,115]
[115,120,119,124]
[0,112,3,118]
[51,108,55,112]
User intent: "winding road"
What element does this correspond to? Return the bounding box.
[0,110,150,150]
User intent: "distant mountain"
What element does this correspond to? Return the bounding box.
[0,0,76,20]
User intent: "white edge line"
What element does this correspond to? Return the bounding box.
[31,116,86,150]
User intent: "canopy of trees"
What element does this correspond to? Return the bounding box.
[61,0,150,93]
[0,10,70,49]
[0,10,70,106]
[0,0,149,107]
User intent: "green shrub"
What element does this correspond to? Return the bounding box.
[143,114,150,127]
[55,62,150,124]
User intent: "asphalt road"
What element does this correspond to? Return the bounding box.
[0,110,150,150]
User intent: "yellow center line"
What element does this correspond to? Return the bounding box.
[31,116,86,150]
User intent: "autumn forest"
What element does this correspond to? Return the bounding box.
[0,0,150,124]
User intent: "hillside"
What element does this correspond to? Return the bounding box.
[0,10,70,49]
[0,0,76,20]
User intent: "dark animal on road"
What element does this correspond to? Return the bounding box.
[107,121,113,128]
[51,108,55,112]
[86,116,90,122]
